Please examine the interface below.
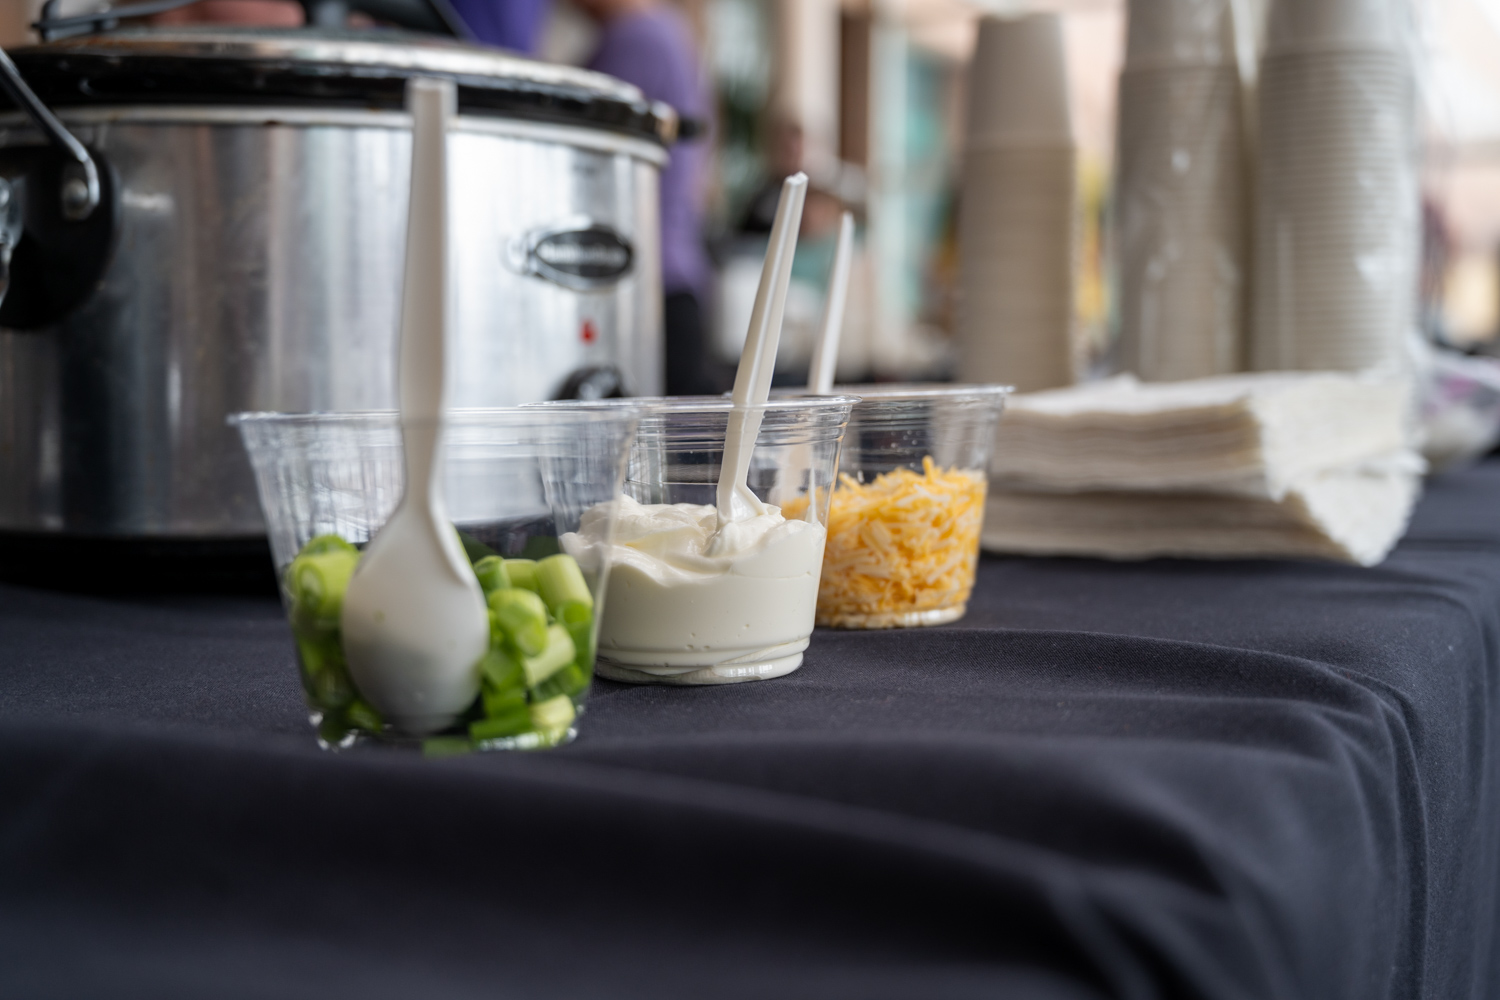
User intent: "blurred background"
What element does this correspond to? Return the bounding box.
[5,0,1496,383]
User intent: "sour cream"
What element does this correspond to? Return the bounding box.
[563,495,826,684]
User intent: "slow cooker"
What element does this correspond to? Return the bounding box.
[0,22,671,584]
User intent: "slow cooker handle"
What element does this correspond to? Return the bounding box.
[0,177,22,309]
[0,48,99,222]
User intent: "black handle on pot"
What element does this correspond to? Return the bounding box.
[0,140,117,330]
[0,48,117,329]
[36,0,467,40]
[0,47,99,222]
[0,177,24,309]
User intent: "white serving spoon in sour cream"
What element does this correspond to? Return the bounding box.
[715,172,808,530]
[340,78,489,735]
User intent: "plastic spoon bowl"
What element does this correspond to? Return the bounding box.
[340,78,489,735]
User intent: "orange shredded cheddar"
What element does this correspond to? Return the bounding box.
[788,457,987,628]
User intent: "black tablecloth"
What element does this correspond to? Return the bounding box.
[4,462,1500,1000]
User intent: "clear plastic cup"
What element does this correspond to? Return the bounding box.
[531,396,857,685]
[799,385,1011,629]
[232,406,640,752]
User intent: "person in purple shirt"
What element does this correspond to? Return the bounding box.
[444,0,549,51]
[575,0,718,395]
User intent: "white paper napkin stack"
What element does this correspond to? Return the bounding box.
[956,14,1076,393]
[983,373,1422,565]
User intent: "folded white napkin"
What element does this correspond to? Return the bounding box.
[982,373,1424,565]
[983,453,1423,566]
[991,372,1412,500]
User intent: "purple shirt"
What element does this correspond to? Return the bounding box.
[446,0,548,51]
[587,9,712,299]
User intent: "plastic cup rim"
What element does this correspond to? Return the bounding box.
[526,394,862,415]
[775,382,1014,404]
[227,405,644,430]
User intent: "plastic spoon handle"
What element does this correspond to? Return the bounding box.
[768,208,853,507]
[401,76,454,523]
[807,211,855,395]
[716,172,808,522]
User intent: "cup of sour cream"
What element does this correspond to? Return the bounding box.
[531,396,857,685]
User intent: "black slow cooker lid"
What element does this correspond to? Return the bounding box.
[5,28,676,144]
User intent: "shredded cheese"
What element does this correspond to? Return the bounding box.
[787,457,987,628]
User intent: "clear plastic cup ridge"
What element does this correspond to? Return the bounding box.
[232,405,641,751]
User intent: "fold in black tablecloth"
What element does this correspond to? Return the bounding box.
[3,464,1500,1000]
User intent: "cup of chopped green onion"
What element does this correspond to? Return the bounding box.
[232,407,640,753]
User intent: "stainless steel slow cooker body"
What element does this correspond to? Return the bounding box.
[0,29,668,540]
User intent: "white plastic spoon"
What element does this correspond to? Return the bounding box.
[771,209,855,508]
[715,172,808,528]
[341,78,489,736]
[806,211,856,396]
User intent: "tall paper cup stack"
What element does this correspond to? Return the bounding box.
[1113,0,1250,381]
[1249,0,1418,372]
[957,14,1076,393]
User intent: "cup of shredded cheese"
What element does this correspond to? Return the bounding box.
[783,384,1011,628]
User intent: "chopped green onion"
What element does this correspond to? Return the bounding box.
[555,600,594,669]
[487,588,550,656]
[479,646,525,692]
[294,633,336,675]
[483,683,528,719]
[422,736,474,758]
[536,554,593,614]
[555,600,592,627]
[522,624,577,688]
[504,558,540,593]
[530,661,589,702]
[346,699,384,733]
[317,711,355,746]
[470,709,533,742]
[312,660,355,710]
[294,633,354,711]
[299,534,359,557]
[288,550,359,627]
[529,694,577,732]
[473,555,510,595]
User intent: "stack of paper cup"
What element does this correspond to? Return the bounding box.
[957,14,1076,393]
[1249,0,1418,373]
[1113,0,1250,381]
